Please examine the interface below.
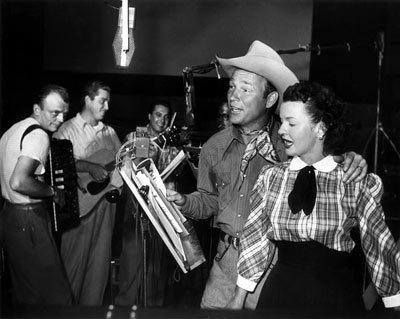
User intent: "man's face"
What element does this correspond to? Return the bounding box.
[35,92,69,132]
[148,104,170,134]
[227,69,268,131]
[86,88,110,122]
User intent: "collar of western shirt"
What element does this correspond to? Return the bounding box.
[289,155,337,173]
[76,112,105,131]
[220,125,243,157]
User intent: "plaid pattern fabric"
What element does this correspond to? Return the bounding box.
[240,130,279,183]
[238,157,400,300]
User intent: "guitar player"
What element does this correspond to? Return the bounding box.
[53,81,122,306]
[115,99,181,307]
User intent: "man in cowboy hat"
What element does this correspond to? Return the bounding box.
[167,40,367,309]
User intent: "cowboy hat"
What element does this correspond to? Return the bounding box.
[216,40,299,112]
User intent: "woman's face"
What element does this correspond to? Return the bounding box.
[278,101,325,164]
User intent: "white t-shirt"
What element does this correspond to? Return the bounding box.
[0,117,49,203]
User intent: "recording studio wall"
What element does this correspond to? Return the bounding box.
[2,1,399,144]
[0,0,312,139]
[310,1,400,220]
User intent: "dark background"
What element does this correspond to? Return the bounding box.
[1,0,400,313]
[3,0,398,215]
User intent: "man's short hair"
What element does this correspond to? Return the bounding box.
[35,84,69,109]
[81,81,110,105]
[148,99,172,115]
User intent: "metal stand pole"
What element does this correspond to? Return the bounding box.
[362,32,400,172]
[361,32,400,310]
[140,212,149,308]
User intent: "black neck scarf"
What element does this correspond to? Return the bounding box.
[288,165,316,216]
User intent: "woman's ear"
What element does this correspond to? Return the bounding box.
[315,122,327,139]
[265,91,279,109]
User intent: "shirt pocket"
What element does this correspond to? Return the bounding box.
[215,172,231,211]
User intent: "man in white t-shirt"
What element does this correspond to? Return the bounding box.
[0,84,72,305]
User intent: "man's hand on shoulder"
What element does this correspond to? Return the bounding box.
[333,151,368,183]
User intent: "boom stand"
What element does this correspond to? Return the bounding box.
[361,32,400,311]
[362,32,400,173]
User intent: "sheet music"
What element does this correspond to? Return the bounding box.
[160,150,185,181]
[117,157,205,273]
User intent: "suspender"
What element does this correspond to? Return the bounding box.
[20,124,45,150]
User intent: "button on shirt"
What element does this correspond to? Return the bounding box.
[181,123,286,239]
[238,155,400,308]
[53,113,121,160]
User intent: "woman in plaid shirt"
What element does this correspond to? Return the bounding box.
[228,81,400,314]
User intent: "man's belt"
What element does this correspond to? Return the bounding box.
[219,230,240,250]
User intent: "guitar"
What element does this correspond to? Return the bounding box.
[77,149,123,217]
[151,125,181,149]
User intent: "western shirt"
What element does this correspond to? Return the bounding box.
[181,120,286,239]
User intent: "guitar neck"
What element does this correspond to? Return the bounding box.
[104,161,115,172]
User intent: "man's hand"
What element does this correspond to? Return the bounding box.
[225,286,247,310]
[53,187,66,208]
[88,163,109,182]
[333,151,368,183]
[166,189,186,206]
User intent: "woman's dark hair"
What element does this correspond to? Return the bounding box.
[283,81,348,155]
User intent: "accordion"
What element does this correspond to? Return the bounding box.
[48,138,80,232]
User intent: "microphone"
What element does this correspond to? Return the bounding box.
[112,0,135,68]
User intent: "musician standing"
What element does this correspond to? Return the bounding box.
[0,84,72,305]
[53,81,122,305]
[115,99,179,307]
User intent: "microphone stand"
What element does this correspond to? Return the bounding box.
[362,32,400,174]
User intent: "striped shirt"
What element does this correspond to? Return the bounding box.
[237,155,400,308]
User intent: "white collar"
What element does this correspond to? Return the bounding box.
[77,112,104,131]
[289,155,337,173]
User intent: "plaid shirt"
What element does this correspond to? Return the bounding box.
[238,156,400,308]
